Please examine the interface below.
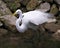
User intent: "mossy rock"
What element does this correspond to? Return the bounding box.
[50,4,59,15]
[3,0,21,12]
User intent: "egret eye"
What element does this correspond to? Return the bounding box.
[15,14,19,18]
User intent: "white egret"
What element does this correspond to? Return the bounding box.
[13,9,56,33]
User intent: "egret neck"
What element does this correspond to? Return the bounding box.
[18,11,22,20]
[16,18,27,32]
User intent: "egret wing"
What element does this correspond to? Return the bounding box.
[29,13,55,25]
[23,10,55,25]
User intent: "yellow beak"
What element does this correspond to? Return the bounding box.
[12,12,16,16]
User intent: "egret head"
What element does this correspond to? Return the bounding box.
[13,9,22,18]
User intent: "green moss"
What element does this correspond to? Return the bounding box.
[3,0,21,12]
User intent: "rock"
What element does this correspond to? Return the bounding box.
[0,15,17,32]
[54,0,60,4]
[59,6,60,11]
[56,15,60,20]
[57,30,60,33]
[3,0,21,12]
[44,23,60,32]
[57,20,60,25]
[36,2,50,12]
[0,28,8,36]
[35,9,48,12]
[20,0,30,6]
[0,0,12,16]
[20,7,27,12]
[26,0,40,10]
[0,21,3,27]
[43,0,53,2]
[50,4,59,15]
[52,29,60,41]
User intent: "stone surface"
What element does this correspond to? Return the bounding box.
[57,20,60,25]
[0,15,17,32]
[0,21,3,27]
[26,0,40,10]
[20,0,30,6]
[50,4,59,15]
[44,0,53,2]
[37,2,50,12]
[0,0,12,16]
[0,28,8,36]
[54,0,60,4]
[59,6,60,11]
[52,29,60,41]
[44,23,60,32]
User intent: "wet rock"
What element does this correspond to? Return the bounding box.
[50,4,59,15]
[0,15,17,32]
[0,0,12,16]
[54,0,60,4]
[44,23,60,32]
[37,2,50,12]
[0,21,3,27]
[26,0,40,10]
[0,28,8,36]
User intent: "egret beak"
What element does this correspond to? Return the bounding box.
[13,12,16,16]
[12,12,19,18]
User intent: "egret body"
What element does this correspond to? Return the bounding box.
[13,9,56,33]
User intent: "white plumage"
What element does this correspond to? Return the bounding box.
[13,9,56,32]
